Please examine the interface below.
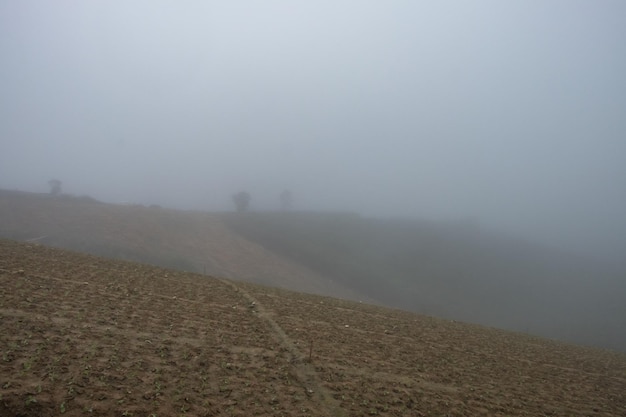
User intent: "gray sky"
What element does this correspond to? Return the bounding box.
[1,1,625,260]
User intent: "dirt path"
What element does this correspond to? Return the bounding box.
[219,278,345,417]
[2,239,626,416]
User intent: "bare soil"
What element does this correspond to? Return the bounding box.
[1,239,625,416]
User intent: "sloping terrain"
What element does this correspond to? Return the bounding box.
[1,189,625,352]
[1,239,625,416]
[0,190,370,302]
[221,212,626,352]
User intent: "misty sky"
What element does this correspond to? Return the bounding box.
[1,1,625,260]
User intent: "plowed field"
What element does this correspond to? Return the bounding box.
[1,239,625,416]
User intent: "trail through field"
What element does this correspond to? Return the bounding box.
[1,239,625,416]
[220,278,345,416]
[0,242,331,416]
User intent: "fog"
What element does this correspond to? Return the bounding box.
[1,1,625,261]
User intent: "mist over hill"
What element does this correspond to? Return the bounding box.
[0,189,370,301]
[2,1,626,266]
[221,211,626,351]
[1,189,624,352]
[2,1,624,355]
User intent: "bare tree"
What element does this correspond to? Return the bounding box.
[232,191,251,212]
[48,179,62,196]
[279,189,293,210]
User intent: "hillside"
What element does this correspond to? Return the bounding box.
[0,189,370,302]
[220,212,626,352]
[2,239,625,416]
[1,189,625,352]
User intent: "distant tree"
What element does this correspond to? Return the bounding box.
[279,189,293,210]
[48,179,62,196]
[232,191,251,212]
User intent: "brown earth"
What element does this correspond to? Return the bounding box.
[1,239,625,416]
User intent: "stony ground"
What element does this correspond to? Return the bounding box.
[1,239,625,416]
